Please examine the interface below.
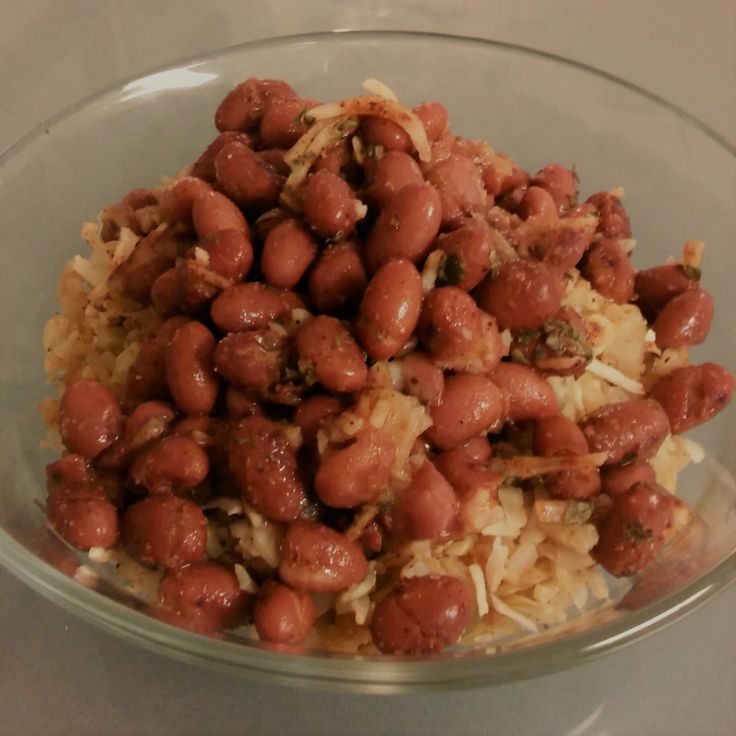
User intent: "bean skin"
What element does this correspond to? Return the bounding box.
[301,169,359,239]
[586,191,632,239]
[534,225,590,276]
[518,186,558,220]
[476,260,562,330]
[225,386,263,419]
[215,141,282,210]
[361,116,412,152]
[150,267,182,317]
[191,131,252,183]
[413,101,449,142]
[193,228,253,282]
[192,190,249,240]
[370,575,472,654]
[159,177,213,225]
[213,330,286,395]
[435,222,494,291]
[278,520,367,592]
[594,481,676,576]
[363,151,424,209]
[47,484,119,550]
[261,219,317,288]
[293,395,343,446]
[434,449,500,503]
[389,460,458,540]
[211,282,303,333]
[490,363,559,423]
[121,495,207,569]
[59,380,122,459]
[254,581,316,644]
[215,78,295,132]
[649,363,734,433]
[652,288,713,349]
[259,96,315,149]
[581,239,635,304]
[129,435,209,495]
[531,164,577,213]
[296,315,367,393]
[125,317,188,406]
[365,183,442,271]
[635,264,699,321]
[398,351,445,405]
[579,399,670,465]
[533,415,601,500]
[165,321,219,416]
[601,460,656,496]
[308,242,368,314]
[426,374,505,449]
[356,259,423,360]
[229,416,307,522]
[426,154,487,228]
[159,562,251,632]
[315,429,396,508]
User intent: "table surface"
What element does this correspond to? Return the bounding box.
[1,2,734,734]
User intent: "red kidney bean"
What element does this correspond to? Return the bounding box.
[579,399,670,465]
[457,436,493,463]
[229,416,307,521]
[419,287,503,373]
[47,484,119,550]
[261,219,317,288]
[122,495,207,568]
[46,454,91,489]
[159,177,213,225]
[476,259,562,330]
[111,227,180,303]
[435,222,494,291]
[165,321,219,416]
[293,395,343,445]
[533,415,601,499]
[581,239,635,304]
[258,148,291,177]
[192,189,249,240]
[252,207,291,242]
[531,164,577,213]
[370,575,472,654]
[361,116,412,152]
[484,159,529,198]
[279,520,367,592]
[308,242,368,313]
[390,460,458,540]
[426,154,486,228]
[601,460,656,496]
[213,330,286,395]
[315,429,396,508]
[518,186,558,220]
[413,101,449,142]
[426,374,505,449]
[586,191,632,239]
[399,351,445,405]
[215,78,295,132]
[150,267,183,317]
[211,282,303,333]
[122,188,156,210]
[649,363,734,434]
[365,183,441,271]
[635,264,700,321]
[187,230,252,286]
[259,96,315,149]
[434,448,500,502]
[296,316,367,393]
[301,169,359,239]
[125,317,188,405]
[313,138,353,175]
[254,581,316,644]
[356,259,423,360]
[225,386,263,419]
[191,131,252,183]
[59,379,122,459]
[97,400,176,471]
[490,362,559,423]
[652,288,713,349]
[594,481,676,576]
[215,141,282,210]
[129,435,209,494]
[534,225,590,275]
[159,562,250,632]
[363,151,424,209]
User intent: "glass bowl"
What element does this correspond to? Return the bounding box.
[0,31,734,693]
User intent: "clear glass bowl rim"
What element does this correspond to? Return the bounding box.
[0,29,734,693]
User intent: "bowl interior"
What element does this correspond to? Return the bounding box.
[0,31,734,692]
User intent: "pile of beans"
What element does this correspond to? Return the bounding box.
[45,77,734,654]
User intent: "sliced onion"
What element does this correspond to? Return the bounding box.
[361,78,399,101]
[490,452,608,479]
[586,358,644,395]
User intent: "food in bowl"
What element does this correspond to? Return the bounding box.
[40,76,734,655]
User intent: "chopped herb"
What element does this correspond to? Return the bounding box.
[516,329,540,344]
[625,521,653,543]
[680,264,701,281]
[437,253,465,286]
[563,500,593,525]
